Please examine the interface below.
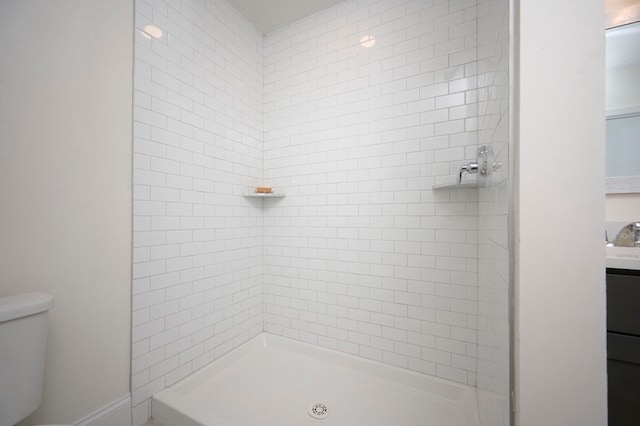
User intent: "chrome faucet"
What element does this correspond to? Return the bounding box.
[614,222,640,247]
[457,146,501,185]
[458,162,479,184]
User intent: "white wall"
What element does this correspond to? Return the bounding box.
[131,0,264,423]
[516,1,607,425]
[263,0,481,385]
[606,193,640,221]
[0,0,132,425]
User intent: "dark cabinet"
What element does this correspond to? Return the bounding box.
[607,268,640,426]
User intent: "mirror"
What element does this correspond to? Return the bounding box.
[606,21,640,193]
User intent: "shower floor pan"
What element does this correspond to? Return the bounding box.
[152,333,479,426]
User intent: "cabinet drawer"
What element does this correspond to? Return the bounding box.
[607,270,640,335]
[608,332,640,363]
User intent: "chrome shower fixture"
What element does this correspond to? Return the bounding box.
[457,145,501,185]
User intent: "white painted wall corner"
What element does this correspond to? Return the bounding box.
[74,394,131,426]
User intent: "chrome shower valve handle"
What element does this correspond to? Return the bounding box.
[457,145,501,185]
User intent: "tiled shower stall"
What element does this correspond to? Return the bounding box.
[131,0,510,424]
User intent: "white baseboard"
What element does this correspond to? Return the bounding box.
[74,394,131,426]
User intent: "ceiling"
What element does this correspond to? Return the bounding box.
[606,0,640,28]
[227,0,345,35]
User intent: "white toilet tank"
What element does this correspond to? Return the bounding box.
[0,292,54,426]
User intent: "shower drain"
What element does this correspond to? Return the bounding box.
[308,403,329,419]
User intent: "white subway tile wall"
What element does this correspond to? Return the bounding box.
[132,0,511,424]
[132,0,264,422]
[262,0,481,384]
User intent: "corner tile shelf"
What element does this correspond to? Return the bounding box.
[432,182,477,190]
[243,193,286,198]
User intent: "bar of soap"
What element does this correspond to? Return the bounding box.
[255,187,273,193]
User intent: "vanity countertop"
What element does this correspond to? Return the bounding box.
[606,246,640,271]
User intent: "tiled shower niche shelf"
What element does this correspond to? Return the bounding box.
[432,182,477,190]
[243,192,286,198]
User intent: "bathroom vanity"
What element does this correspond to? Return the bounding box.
[606,260,640,425]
